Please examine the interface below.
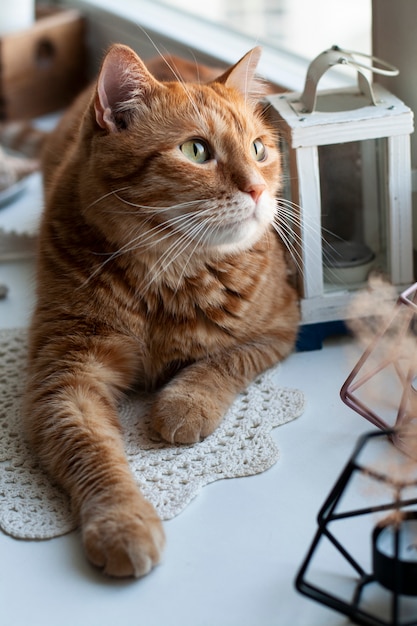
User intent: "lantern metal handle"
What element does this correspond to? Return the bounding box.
[300,45,399,113]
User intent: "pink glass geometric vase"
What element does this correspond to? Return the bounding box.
[341,282,417,454]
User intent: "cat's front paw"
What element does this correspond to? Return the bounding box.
[81,494,165,578]
[150,386,224,444]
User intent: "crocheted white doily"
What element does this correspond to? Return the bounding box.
[0,327,304,540]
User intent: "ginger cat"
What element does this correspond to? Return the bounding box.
[24,44,299,578]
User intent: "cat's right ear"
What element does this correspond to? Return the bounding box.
[94,44,160,133]
[215,47,264,102]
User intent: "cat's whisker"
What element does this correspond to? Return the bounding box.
[276,196,343,242]
[86,187,131,209]
[86,206,217,288]
[81,217,189,284]
[274,196,348,282]
[188,51,204,86]
[90,188,210,216]
[174,218,219,287]
[277,212,345,266]
[142,221,206,291]
[272,221,304,277]
[132,25,204,121]
[113,193,209,212]
[276,196,341,242]
[148,241,197,289]
[273,212,318,264]
[99,206,215,258]
[173,240,204,292]
[144,209,220,287]
[170,216,221,290]
[136,29,192,92]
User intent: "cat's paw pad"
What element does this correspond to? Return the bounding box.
[150,387,223,444]
[82,499,165,578]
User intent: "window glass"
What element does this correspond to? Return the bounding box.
[153,0,372,61]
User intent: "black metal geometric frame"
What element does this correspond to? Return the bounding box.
[295,430,417,626]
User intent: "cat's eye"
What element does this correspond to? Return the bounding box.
[251,138,266,162]
[180,139,211,164]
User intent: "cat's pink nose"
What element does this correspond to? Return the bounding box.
[246,183,266,204]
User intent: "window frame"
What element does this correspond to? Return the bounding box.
[50,0,354,91]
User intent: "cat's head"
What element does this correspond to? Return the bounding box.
[83,44,281,257]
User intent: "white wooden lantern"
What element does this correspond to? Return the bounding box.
[267,46,414,325]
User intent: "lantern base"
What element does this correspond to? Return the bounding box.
[296,320,349,351]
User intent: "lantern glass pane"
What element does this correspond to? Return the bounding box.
[320,139,388,290]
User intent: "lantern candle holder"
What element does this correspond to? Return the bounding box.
[267,46,414,327]
[295,430,417,626]
[373,511,417,597]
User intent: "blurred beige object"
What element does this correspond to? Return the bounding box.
[0,145,38,191]
[0,7,87,121]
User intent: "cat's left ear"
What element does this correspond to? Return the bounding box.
[94,44,160,133]
[215,47,264,101]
